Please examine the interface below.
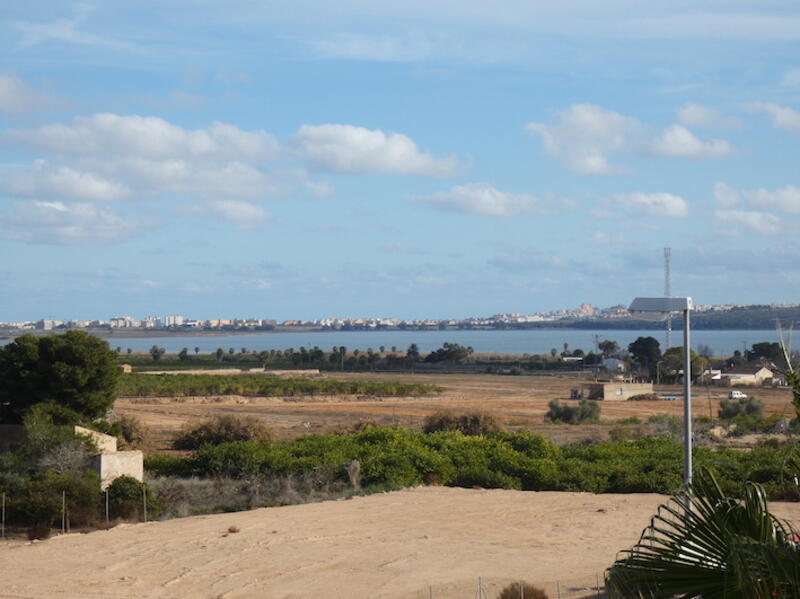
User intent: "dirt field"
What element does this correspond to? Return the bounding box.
[4,486,799,599]
[114,372,796,448]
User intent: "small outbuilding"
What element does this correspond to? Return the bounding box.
[571,381,654,401]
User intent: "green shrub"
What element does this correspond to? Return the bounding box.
[107,475,161,520]
[546,399,600,424]
[173,415,271,450]
[719,397,763,420]
[422,411,501,436]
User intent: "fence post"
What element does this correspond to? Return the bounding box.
[61,490,66,534]
[556,581,561,599]
[142,486,147,523]
[596,573,601,598]
[429,585,433,599]
[1,492,5,539]
[519,580,524,599]
[105,490,109,523]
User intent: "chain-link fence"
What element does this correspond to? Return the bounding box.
[409,575,607,599]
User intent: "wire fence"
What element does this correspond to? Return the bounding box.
[0,488,151,538]
[410,576,607,599]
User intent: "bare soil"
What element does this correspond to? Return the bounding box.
[4,486,799,599]
[114,372,796,448]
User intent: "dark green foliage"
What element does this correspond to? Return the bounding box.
[497,582,548,599]
[628,336,661,368]
[172,415,271,449]
[0,331,120,424]
[422,411,500,436]
[546,399,600,424]
[6,470,101,536]
[423,342,474,363]
[606,469,800,599]
[719,396,764,419]
[107,475,161,520]
[117,373,441,398]
[144,427,800,501]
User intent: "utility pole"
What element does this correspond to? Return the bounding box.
[664,247,672,349]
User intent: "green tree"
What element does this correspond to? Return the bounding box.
[178,347,190,361]
[628,336,661,370]
[599,339,620,358]
[215,348,224,362]
[406,344,420,361]
[748,341,781,362]
[0,331,120,424]
[194,347,200,355]
[149,345,165,361]
[663,346,707,380]
[424,342,474,363]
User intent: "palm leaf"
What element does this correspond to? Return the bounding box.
[606,468,800,598]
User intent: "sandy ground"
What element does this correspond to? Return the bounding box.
[115,372,797,447]
[4,487,799,599]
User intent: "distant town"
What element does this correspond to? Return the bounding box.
[3,302,800,335]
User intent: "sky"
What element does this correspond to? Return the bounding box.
[1,1,799,321]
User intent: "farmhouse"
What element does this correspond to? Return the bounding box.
[570,381,654,401]
[719,366,774,387]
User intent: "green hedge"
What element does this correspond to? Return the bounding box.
[144,427,800,499]
[118,373,441,398]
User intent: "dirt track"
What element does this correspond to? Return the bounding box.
[114,372,796,447]
[4,486,799,599]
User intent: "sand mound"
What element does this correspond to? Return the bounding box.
[2,487,799,598]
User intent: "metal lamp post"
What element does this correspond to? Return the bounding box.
[629,297,693,488]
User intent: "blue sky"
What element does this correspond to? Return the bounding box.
[1,1,799,321]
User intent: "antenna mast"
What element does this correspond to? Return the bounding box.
[664,247,672,349]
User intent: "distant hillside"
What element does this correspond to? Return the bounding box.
[507,306,800,330]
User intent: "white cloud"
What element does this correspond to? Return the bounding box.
[13,4,138,52]
[748,102,800,131]
[8,113,278,162]
[525,104,642,175]
[714,209,780,235]
[206,200,271,228]
[526,104,732,174]
[715,182,800,215]
[650,124,732,158]
[677,103,740,128]
[290,124,458,176]
[713,182,740,208]
[2,160,131,202]
[782,68,800,87]
[616,192,688,218]
[0,200,138,244]
[411,182,547,216]
[750,185,800,214]
[0,73,62,114]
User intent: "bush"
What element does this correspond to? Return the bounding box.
[497,582,548,599]
[546,399,600,424]
[8,470,101,536]
[422,411,501,436]
[107,476,161,520]
[627,393,661,402]
[172,415,271,450]
[117,415,154,451]
[719,397,763,420]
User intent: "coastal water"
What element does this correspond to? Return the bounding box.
[89,329,781,357]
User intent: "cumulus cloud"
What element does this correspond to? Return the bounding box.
[411,183,547,216]
[0,73,63,114]
[206,200,271,228]
[650,124,732,158]
[526,104,733,174]
[291,124,458,176]
[8,113,278,162]
[616,192,689,218]
[714,209,780,235]
[715,182,800,215]
[714,182,740,208]
[750,185,800,214]
[525,104,642,175]
[677,103,740,129]
[1,160,131,202]
[748,102,800,131]
[0,201,138,244]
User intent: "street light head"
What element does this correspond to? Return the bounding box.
[629,297,693,321]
